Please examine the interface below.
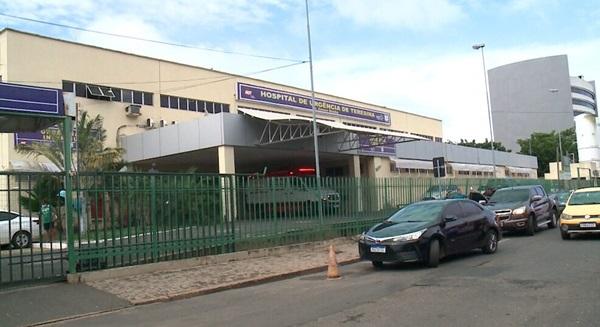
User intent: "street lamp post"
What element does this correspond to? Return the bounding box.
[304,0,320,179]
[472,43,497,178]
[548,89,563,181]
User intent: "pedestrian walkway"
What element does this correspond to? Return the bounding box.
[86,237,360,305]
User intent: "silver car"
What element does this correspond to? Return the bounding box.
[0,210,40,248]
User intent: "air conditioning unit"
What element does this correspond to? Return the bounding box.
[159,119,168,127]
[145,118,155,129]
[125,104,142,117]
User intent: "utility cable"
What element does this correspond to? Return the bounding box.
[0,12,305,63]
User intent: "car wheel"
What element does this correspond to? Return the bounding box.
[481,230,498,254]
[548,210,557,229]
[426,239,440,268]
[561,230,570,240]
[372,261,383,269]
[11,231,32,249]
[526,215,536,236]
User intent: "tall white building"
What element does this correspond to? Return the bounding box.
[489,55,598,178]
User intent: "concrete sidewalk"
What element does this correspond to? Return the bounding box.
[84,237,360,305]
[0,282,130,327]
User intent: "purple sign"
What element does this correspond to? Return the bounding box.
[358,136,396,156]
[0,82,64,116]
[237,83,391,125]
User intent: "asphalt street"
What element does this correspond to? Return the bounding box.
[48,226,600,327]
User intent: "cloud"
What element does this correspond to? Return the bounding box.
[329,0,465,30]
[306,38,600,143]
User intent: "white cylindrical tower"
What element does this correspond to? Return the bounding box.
[571,76,598,162]
[575,114,600,161]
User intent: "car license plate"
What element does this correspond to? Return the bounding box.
[370,246,386,253]
[580,222,597,228]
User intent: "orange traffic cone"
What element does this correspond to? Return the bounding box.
[327,244,341,279]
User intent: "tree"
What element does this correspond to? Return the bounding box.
[18,111,124,171]
[517,127,577,177]
[456,139,511,152]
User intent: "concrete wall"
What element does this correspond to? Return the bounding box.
[395,141,538,168]
[489,55,575,152]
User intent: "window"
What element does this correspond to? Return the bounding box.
[62,81,74,92]
[572,98,596,110]
[64,80,153,107]
[159,93,229,114]
[536,186,546,196]
[179,98,188,110]
[133,91,143,105]
[460,201,482,216]
[143,92,153,106]
[169,96,178,109]
[112,88,122,102]
[571,87,596,100]
[443,203,462,219]
[206,102,215,113]
[0,211,18,221]
[189,100,197,112]
[160,94,169,108]
[122,90,133,103]
[75,83,86,97]
[198,101,206,112]
[86,85,115,100]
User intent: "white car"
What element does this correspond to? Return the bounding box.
[0,210,40,248]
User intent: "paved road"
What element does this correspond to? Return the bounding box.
[48,227,600,327]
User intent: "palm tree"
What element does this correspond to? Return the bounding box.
[18,111,125,234]
[18,111,124,171]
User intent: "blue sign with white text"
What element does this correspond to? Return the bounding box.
[0,82,64,116]
[237,82,391,125]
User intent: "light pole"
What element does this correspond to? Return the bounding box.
[304,0,323,225]
[472,43,497,178]
[305,0,320,178]
[549,88,563,167]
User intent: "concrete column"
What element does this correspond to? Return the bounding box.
[217,146,236,224]
[348,155,360,178]
[218,146,236,174]
[348,155,362,211]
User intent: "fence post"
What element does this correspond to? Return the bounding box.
[150,174,158,262]
[63,117,76,274]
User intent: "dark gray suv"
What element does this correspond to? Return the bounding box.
[484,185,558,235]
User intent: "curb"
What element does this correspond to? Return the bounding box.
[130,257,361,306]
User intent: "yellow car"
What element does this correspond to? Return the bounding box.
[560,187,600,240]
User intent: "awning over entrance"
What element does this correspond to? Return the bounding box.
[237,107,425,152]
[391,158,433,170]
[7,160,61,172]
[506,166,535,174]
[449,162,495,172]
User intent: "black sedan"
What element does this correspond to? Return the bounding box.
[358,199,500,268]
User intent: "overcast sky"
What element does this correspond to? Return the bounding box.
[1,0,599,141]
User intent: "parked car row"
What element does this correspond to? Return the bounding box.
[360,184,598,269]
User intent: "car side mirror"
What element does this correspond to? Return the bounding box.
[444,215,457,222]
[531,195,542,202]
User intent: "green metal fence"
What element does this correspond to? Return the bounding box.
[1,171,597,286]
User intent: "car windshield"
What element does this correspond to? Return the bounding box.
[489,189,530,203]
[568,191,600,205]
[557,192,571,202]
[387,202,446,223]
